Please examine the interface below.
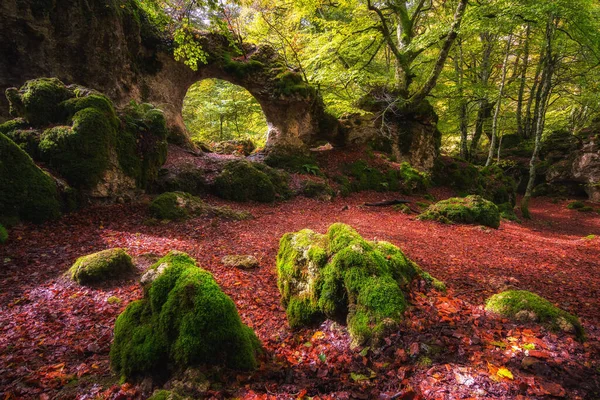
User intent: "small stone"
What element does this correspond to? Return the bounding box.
[221,255,259,270]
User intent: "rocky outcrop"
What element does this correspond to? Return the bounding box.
[0,78,168,201]
[572,136,600,202]
[0,0,338,150]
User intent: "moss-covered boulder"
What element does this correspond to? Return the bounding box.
[302,180,334,200]
[485,290,585,340]
[68,248,135,285]
[344,160,429,194]
[277,223,443,346]
[110,251,261,380]
[149,192,251,221]
[418,195,500,229]
[2,79,168,195]
[213,139,256,156]
[0,133,61,224]
[0,224,7,244]
[214,160,290,202]
[6,78,73,126]
[221,255,259,270]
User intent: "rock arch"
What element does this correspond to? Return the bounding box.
[141,34,338,149]
[0,0,339,150]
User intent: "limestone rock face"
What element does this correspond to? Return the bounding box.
[0,0,338,150]
[572,137,600,202]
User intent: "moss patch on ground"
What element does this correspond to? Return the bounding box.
[214,160,291,202]
[485,290,585,341]
[418,195,500,229]
[68,248,135,285]
[0,224,7,244]
[0,133,61,224]
[277,223,443,346]
[149,192,251,221]
[110,251,261,381]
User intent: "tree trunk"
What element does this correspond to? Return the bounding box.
[486,33,513,166]
[521,16,556,218]
[454,41,469,159]
[516,24,531,138]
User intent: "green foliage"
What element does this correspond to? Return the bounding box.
[214,160,291,202]
[344,160,428,194]
[183,79,268,147]
[418,195,501,229]
[68,248,135,285]
[0,224,7,244]
[485,290,585,341]
[276,223,443,346]
[274,71,315,97]
[110,251,261,380]
[0,133,61,224]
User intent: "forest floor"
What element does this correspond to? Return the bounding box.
[1,189,599,399]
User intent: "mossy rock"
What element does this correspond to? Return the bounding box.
[345,160,428,194]
[213,139,255,156]
[277,223,443,346]
[0,224,7,244]
[148,390,184,400]
[418,195,500,229]
[302,180,334,200]
[149,192,252,221]
[68,248,135,285]
[432,157,516,206]
[110,251,261,380]
[39,109,114,188]
[485,290,585,340]
[264,145,317,173]
[153,167,206,196]
[567,200,586,210]
[221,255,259,270]
[6,78,74,126]
[0,133,61,224]
[118,101,169,188]
[214,160,290,202]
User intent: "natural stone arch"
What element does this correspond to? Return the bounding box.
[138,33,340,149]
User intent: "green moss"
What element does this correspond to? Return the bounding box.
[274,71,316,97]
[110,251,261,380]
[578,206,594,212]
[0,118,29,135]
[567,201,585,210]
[3,128,41,159]
[118,101,168,188]
[277,223,442,346]
[263,146,317,173]
[214,160,283,202]
[147,390,183,400]
[0,224,7,244]
[222,53,264,78]
[254,163,292,199]
[39,107,114,187]
[345,160,428,194]
[6,78,74,126]
[149,191,251,221]
[302,180,334,199]
[0,133,61,224]
[485,290,585,341]
[61,94,118,125]
[432,157,516,206]
[418,195,500,229]
[68,248,135,285]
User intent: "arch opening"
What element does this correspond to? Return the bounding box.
[182,78,269,151]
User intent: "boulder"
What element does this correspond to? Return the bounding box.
[277,223,444,346]
[418,195,501,229]
[1,78,168,200]
[149,192,252,221]
[572,137,600,202]
[214,160,291,202]
[68,248,135,285]
[0,132,61,224]
[110,251,261,380]
[485,290,585,340]
[213,139,256,156]
[221,255,259,270]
